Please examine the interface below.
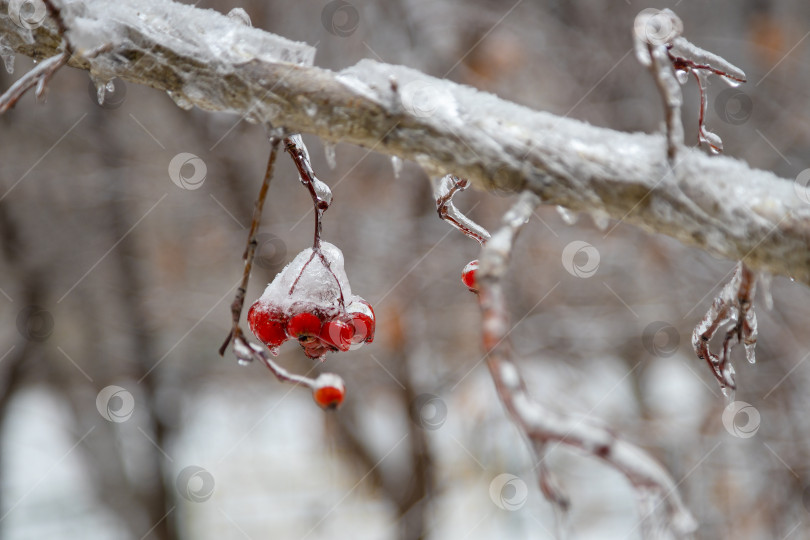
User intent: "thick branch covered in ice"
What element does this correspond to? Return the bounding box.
[477,191,697,537]
[3,0,810,287]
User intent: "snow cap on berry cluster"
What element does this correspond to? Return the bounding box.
[255,242,353,318]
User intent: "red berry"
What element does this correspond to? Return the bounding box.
[312,373,345,409]
[287,312,323,339]
[247,302,288,347]
[346,299,375,344]
[320,320,354,351]
[461,260,479,292]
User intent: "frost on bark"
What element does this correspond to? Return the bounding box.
[1,0,810,288]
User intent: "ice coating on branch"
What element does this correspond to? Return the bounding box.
[56,0,314,113]
[256,242,352,319]
[435,174,491,245]
[669,37,746,83]
[692,262,757,393]
[288,134,333,206]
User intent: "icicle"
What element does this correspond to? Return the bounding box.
[323,142,336,170]
[89,73,109,105]
[35,76,46,100]
[311,177,333,207]
[758,273,773,310]
[227,7,252,26]
[744,344,756,364]
[744,309,757,364]
[167,91,193,110]
[720,75,742,88]
[700,130,723,154]
[556,205,578,225]
[590,210,610,231]
[0,37,13,74]
[390,155,402,178]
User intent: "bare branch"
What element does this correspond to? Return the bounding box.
[2,0,809,288]
[220,137,281,356]
[477,191,697,537]
[0,51,67,112]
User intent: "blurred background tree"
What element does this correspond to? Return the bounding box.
[2,1,810,539]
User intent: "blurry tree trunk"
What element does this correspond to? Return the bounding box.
[92,109,178,540]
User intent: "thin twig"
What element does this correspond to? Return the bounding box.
[435,175,490,245]
[219,137,282,355]
[283,135,345,306]
[0,53,68,113]
[0,42,111,114]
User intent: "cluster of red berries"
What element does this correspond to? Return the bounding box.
[248,297,375,359]
[462,259,479,292]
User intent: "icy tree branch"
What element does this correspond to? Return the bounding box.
[2,0,810,287]
[477,191,697,537]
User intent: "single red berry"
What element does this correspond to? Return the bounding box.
[247,302,288,347]
[287,312,323,339]
[346,299,375,344]
[312,373,345,409]
[462,259,479,292]
[320,320,354,352]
